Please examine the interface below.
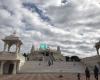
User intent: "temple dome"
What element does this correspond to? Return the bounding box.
[2,32,22,45]
[4,32,19,40]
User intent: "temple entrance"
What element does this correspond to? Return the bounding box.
[3,61,14,74]
[8,64,14,74]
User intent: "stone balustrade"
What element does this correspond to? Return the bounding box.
[0,52,17,60]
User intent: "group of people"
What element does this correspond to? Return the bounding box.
[77,65,99,80]
[85,65,99,80]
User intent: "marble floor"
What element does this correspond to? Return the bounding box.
[0,73,99,80]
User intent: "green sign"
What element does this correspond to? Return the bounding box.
[40,43,48,49]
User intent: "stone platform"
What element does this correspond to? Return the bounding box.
[0,73,100,80]
[18,61,85,73]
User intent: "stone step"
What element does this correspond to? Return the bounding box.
[18,61,85,73]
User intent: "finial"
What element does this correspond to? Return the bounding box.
[13,30,16,35]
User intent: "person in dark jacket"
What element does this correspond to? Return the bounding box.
[77,73,81,80]
[94,65,99,80]
[85,67,90,80]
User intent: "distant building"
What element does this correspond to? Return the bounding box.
[27,45,64,61]
[28,45,43,61]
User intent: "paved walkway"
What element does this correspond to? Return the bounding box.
[0,73,99,80]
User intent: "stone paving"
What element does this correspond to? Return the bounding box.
[0,73,100,80]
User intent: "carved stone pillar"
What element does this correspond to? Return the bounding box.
[18,45,21,53]
[96,48,99,55]
[0,61,5,75]
[16,44,19,53]
[13,62,17,74]
[8,44,12,52]
[4,43,7,51]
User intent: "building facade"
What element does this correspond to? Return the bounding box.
[28,45,64,61]
[0,32,25,75]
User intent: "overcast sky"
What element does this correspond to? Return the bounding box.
[0,0,100,58]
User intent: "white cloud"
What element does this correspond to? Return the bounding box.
[0,0,100,58]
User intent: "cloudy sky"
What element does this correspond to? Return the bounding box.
[0,0,100,58]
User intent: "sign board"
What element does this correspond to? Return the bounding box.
[40,43,48,49]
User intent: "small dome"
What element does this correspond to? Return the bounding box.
[2,32,23,45]
[4,32,19,40]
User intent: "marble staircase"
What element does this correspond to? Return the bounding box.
[18,61,85,73]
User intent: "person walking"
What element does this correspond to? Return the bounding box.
[85,67,90,80]
[77,73,81,80]
[94,65,99,80]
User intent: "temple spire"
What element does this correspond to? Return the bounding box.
[30,45,35,53]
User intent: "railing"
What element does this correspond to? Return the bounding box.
[0,51,17,60]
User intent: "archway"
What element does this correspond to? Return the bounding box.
[3,61,14,74]
[10,45,16,52]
